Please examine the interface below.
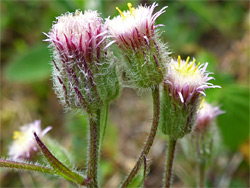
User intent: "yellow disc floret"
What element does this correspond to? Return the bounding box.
[175,56,201,77]
[127,3,135,16]
[13,131,28,144]
[13,131,22,139]
[116,2,135,20]
[116,7,125,19]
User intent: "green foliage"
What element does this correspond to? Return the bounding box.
[157,1,245,52]
[195,50,218,72]
[216,85,250,150]
[230,178,248,188]
[4,45,51,83]
[181,1,245,36]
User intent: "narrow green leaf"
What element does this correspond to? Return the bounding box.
[34,133,87,185]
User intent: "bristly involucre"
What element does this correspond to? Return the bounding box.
[106,2,170,89]
[160,56,221,139]
[44,10,119,113]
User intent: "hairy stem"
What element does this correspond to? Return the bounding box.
[100,103,109,149]
[0,159,54,175]
[121,85,160,187]
[87,109,101,188]
[164,138,177,188]
[198,160,206,188]
[195,131,206,188]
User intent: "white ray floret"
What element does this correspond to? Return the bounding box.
[8,120,52,160]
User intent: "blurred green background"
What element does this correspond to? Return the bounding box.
[0,0,249,187]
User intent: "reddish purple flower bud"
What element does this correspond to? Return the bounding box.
[165,56,220,104]
[106,3,170,88]
[195,100,224,132]
[181,101,224,163]
[160,56,221,139]
[44,10,119,112]
[181,100,224,164]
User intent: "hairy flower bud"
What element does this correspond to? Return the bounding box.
[160,56,221,139]
[45,10,119,113]
[195,100,224,132]
[106,3,170,88]
[8,120,52,160]
[181,101,224,163]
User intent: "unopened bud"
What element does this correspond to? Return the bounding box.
[45,10,119,113]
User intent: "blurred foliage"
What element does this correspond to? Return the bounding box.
[1,0,249,187]
[4,45,51,83]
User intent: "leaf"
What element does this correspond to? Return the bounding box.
[216,85,250,150]
[34,133,87,185]
[127,156,148,188]
[4,44,51,83]
[44,137,74,168]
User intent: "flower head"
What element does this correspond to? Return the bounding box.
[195,99,224,132]
[160,56,220,139]
[106,3,170,88]
[165,56,220,104]
[45,10,119,113]
[8,120,52,160]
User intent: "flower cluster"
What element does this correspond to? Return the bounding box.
[1,3,225,188]
[161,56,220,139]
[45,10,119,113]
[8,120,51,160]
[106,3,170,88]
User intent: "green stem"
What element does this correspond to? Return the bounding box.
[195,131,206,188]
[0,159,54,175]
[100,103,109,149]
[164,138,177,188]
[121,85,160,187]
[87,109,101,188]
[198,160,206,188]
